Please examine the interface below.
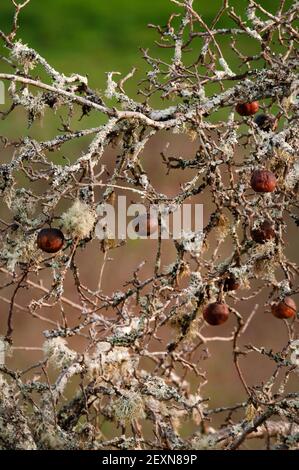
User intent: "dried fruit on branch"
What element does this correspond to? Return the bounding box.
[236,101,259,116]
[250,169,277,193]
[203,302,230,326]
[271,297,297,320]
[37,228,64,253]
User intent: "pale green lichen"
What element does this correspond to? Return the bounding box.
[87,345,137,383]
[10,40,37,71]
[61,200,96,240]
[112,391,145,423]
[43,337,77,369]
[1,232,38,273]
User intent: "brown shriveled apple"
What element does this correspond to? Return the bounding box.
[37,228,64,253]
[203,302,230,326]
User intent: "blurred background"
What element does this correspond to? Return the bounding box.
[0,0,298,448]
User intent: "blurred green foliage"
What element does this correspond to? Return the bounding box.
[0,0,293,141]
[0,0,293,87]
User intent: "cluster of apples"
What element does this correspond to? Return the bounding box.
[203,101,296,326]
[236,100,278,195]
[203,258,297,324]
[35,101,296,326]
[36,213,156,254]
[203,292,297,327]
